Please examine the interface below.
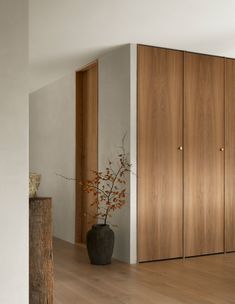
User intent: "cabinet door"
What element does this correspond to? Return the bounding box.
[225,58,235,252]
[184,52,225,257]
[138,45,183,261]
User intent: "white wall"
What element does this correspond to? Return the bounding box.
[29,73,76,243]
[98,44,137,263]
[0,0,29,303]
[29,45,138,263]
[129,45,137,264]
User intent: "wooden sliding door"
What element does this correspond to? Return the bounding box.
[138,46,183,261]
[184,53,225,257]
[225,58,235,252]
[76,63,98,244]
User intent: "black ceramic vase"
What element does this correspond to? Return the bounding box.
[86,224,114,265]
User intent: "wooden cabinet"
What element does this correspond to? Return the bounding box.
[225,58,235,252]
[138,45,235,262]
[184,53,225,256]
[138,46,183,261]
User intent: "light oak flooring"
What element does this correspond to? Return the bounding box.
[54,238,235,304]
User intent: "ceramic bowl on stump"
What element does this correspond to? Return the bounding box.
[29,173,41,198]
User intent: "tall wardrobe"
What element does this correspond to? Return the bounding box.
[137,45,235,262]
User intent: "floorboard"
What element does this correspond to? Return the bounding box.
[54,238,235,304]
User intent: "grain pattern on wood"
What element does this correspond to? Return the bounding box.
[225,58,235,252]
[137,45,183,261]
[76,62,98,244]
[82,64,98,242]
[184,52,225,257]
[29,198,53,304]
[54,238,235,304]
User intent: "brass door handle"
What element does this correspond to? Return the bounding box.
[220,148,224,152]
[178,146,183,151]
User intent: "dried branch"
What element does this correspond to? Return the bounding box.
[56,134,132,226]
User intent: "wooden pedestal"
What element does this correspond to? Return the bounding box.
[29,197,53,304]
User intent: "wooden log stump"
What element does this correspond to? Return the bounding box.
[29,197,53,304]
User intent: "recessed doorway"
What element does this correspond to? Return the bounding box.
[75,62,98,244]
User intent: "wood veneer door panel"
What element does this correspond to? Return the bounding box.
[76,63,98,244]
[82,65,98,243]
[184,53,225,257]
[138,45,183,262]
[225,58,235,252]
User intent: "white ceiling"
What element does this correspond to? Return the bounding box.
[30,0,235,92]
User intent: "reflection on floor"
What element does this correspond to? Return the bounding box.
[54,238,235,304]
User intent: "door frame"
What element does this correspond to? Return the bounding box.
[75,61,98,244]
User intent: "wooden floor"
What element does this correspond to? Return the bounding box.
[54,238,235,304]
